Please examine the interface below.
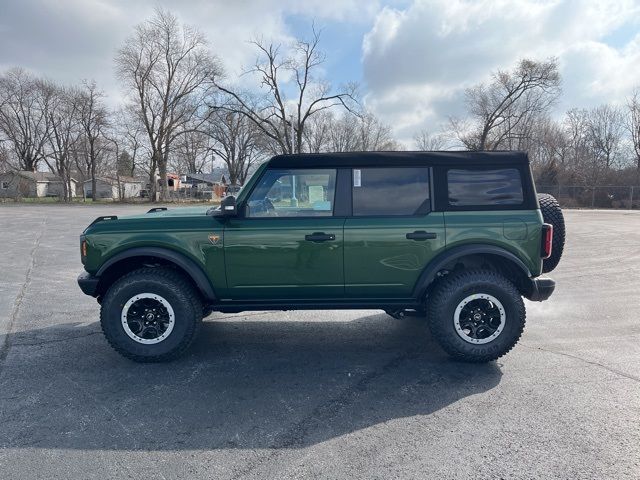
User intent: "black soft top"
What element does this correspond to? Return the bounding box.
[268,151,529,168]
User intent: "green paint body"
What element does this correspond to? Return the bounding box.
[83,206,543,302]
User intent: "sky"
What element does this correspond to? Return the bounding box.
[1,0,640,146]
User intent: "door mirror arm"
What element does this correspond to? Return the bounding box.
[220,195,238,217]
[212,195,238,217]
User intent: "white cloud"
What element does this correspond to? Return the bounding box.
[362,0,640,145]
[0,0,378,104]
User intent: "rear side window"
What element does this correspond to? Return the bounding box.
[352,167,430,216]
[447,168,523,207]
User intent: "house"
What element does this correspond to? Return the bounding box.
[83,176,144,200]
[184,169,231,199]
[158,173,182,191]
[0,171,78,198]
[184,168,230,186]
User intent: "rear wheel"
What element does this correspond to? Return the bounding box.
[426,270,525,362]
[100,267,202,362]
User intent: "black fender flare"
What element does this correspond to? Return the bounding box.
[412,244,532,298]
[96,247,216,301]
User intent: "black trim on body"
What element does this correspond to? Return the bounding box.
[412,244,532,298]
[524,277,555,301]
[94,247,216,301]
[77,271,99,296]
[212,298,421,313]
[267,151,530,169]
[334,168,352,216]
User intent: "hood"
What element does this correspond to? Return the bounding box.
[83,205,223,235]
[118,206,212,220]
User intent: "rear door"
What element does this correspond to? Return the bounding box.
[344,167,446,298]
[223,167,345,300]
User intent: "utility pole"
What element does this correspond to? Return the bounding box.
[289,114,298,206]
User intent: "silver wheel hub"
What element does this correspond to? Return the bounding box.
[121,293,175,345]
[454,293,506,344]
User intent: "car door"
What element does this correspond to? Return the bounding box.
[223,167,345,300]
[344,166,446,299]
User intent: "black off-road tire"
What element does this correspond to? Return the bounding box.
[100,267,202,362]
[426,270,526,362]
[537,193,565,273]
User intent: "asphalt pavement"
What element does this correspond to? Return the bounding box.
[0,204,638,479]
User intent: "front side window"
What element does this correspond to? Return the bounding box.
[447,168,524,207]
[246,168,336,218]
[352,167,430,216]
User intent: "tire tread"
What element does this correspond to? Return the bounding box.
[538,193,566,273]
[426,269,526,362]
[100,267,202,363]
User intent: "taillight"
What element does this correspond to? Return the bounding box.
[80,235,87,260]
[541,224,553,259]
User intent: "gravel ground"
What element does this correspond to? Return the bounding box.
[0,204,638,479]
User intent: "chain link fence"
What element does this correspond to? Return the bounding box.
[536,185,639,209]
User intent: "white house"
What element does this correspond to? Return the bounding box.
[0,171,78,198]
[83,176,144,200]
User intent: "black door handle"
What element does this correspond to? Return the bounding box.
[406,231,437,241]
[305,232,336,242]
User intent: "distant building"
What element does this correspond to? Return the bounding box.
[183,168,230,188]
[184,169,230,199]
[83,176,144,199]
[0,171,78,198]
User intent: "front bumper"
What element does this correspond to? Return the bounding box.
[77,271,99,297]
[524,277,555,302]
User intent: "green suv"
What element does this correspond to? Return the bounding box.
[78,152,564,363]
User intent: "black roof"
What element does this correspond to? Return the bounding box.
[268,151,529,168]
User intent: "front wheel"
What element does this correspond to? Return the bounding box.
[100,267,202,362]
[426,270,525,362]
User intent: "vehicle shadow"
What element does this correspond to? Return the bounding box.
[0,312,502,451]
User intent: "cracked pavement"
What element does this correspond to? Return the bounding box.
[0,205,639,479]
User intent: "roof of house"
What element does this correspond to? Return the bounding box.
[1,171,79,183]
[83,176,144,185]
[186,168,229,185]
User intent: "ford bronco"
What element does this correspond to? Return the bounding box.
[77,151,565,363]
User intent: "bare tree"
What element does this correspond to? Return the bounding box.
[0,68,54,171]
[302,110,333,153]
[585,104,624,170]
[414,129,446,150]
[303,111,397,153]
[626,90,640,171]
[113,107,146,178]
[214,28,359,155]
[77,80,109,200]
[44,85,81,201]
[115,8,222,201]
[452,58,561,150]
[172,128,212,174]
[207,110,262,185]
[355,113,399,151]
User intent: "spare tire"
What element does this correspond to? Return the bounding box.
[537,193,565,273]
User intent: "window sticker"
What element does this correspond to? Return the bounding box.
[308,185,325,204]
[353,169,361,187]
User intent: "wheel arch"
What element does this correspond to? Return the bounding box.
[95,247,216,302]
[413,244,532,299]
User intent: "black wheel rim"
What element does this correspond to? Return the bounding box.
[121,294,175,344]
[454,294,506,344]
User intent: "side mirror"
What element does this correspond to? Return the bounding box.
[221,195,237,216]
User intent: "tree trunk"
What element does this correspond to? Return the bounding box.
[90,160,97,201]
[158,150,168,202]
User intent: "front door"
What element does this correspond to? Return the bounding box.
[344,167,446,298]
[223,168,344,300]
